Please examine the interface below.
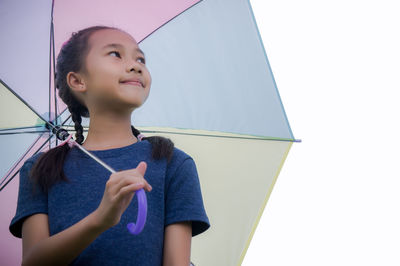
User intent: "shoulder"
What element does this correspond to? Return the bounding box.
[17,152,46,187]
[26,152,44,163]
[21,152,45,171]
[169,146,195,169]
[165,146,198,182]
[171,146,192,160]
[163,146,210,236]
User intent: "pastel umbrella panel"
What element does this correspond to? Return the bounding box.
[0,0,296,265]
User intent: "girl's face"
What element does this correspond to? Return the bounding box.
[77,29,151,114]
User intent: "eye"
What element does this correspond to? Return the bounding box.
[109,51,121,58]
[137,57,146,64]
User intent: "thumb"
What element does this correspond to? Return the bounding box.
[136,161,147,177]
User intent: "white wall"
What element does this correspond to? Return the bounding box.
[243,1,400,265]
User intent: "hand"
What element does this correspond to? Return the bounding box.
[93,161,152,230]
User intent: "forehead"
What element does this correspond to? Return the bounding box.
[88,29,139,50]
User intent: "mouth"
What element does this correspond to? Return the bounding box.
[120,79,144,88]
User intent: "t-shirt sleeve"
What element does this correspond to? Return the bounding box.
[9,159,48,238]
[165,156,210,237]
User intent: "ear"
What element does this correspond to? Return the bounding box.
[66,72,86,93]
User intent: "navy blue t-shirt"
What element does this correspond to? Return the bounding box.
[10,140,210,265]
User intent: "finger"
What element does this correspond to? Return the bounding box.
[116,182,144,201]
[106,173,132,196]
[117,178,151,193]
[145,182,152,192]
[113,176,152,195]
[108,164,144,192]
[136,162,152,191]
[108,163,151,194]
[115,185,136,205]
[111,175,141,195]
[136,161,147,177]
[105,177,122,196]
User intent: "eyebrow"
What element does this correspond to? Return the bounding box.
[102,43,145,57]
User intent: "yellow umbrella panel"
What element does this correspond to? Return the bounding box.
[139,128,293,265]
[0,81,46,130]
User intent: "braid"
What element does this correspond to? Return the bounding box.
[131,125,174,162]
[70,108,85,145]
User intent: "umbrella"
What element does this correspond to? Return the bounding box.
[0,0,299,265]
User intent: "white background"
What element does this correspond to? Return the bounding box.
[243,0,400,265]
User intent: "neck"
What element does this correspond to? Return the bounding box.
[81,110,137,151]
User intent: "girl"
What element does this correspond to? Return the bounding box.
[9,26,210,265]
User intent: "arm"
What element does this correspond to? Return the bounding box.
[163,221,192,266]
[21,212,106,266]
[21,162,152,265]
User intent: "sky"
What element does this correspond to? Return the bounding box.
[243,0,400,265]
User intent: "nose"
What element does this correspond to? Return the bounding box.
[127,60,142,74]
[129,66,142,74]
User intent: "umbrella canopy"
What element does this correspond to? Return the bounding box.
[0,0,297,265]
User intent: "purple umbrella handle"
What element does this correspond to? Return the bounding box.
[127,188,147,235]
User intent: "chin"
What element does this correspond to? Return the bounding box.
[124,100,145,110]
[120,93,147,106]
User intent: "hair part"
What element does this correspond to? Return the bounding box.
[30,26,174,193]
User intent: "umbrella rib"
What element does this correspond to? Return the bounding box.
[0,126,45,132]
[0,131,53,135]
[0,123,89,135]
[49,1,57,144]
[50,13,59,144]
[139,0,204,44]
[0,129,89,136]
[141,129,301,142]
[48,17,52,127]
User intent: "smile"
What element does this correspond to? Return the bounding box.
[122,81,142,87]
[120,80,144,87]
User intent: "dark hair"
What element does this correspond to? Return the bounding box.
[31,26,174,193]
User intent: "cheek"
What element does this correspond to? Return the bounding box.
[89,67,119,88]
[146,71,152,87]
[144,76,151,101]
[143,89,151,103]
[87,57,118,76]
